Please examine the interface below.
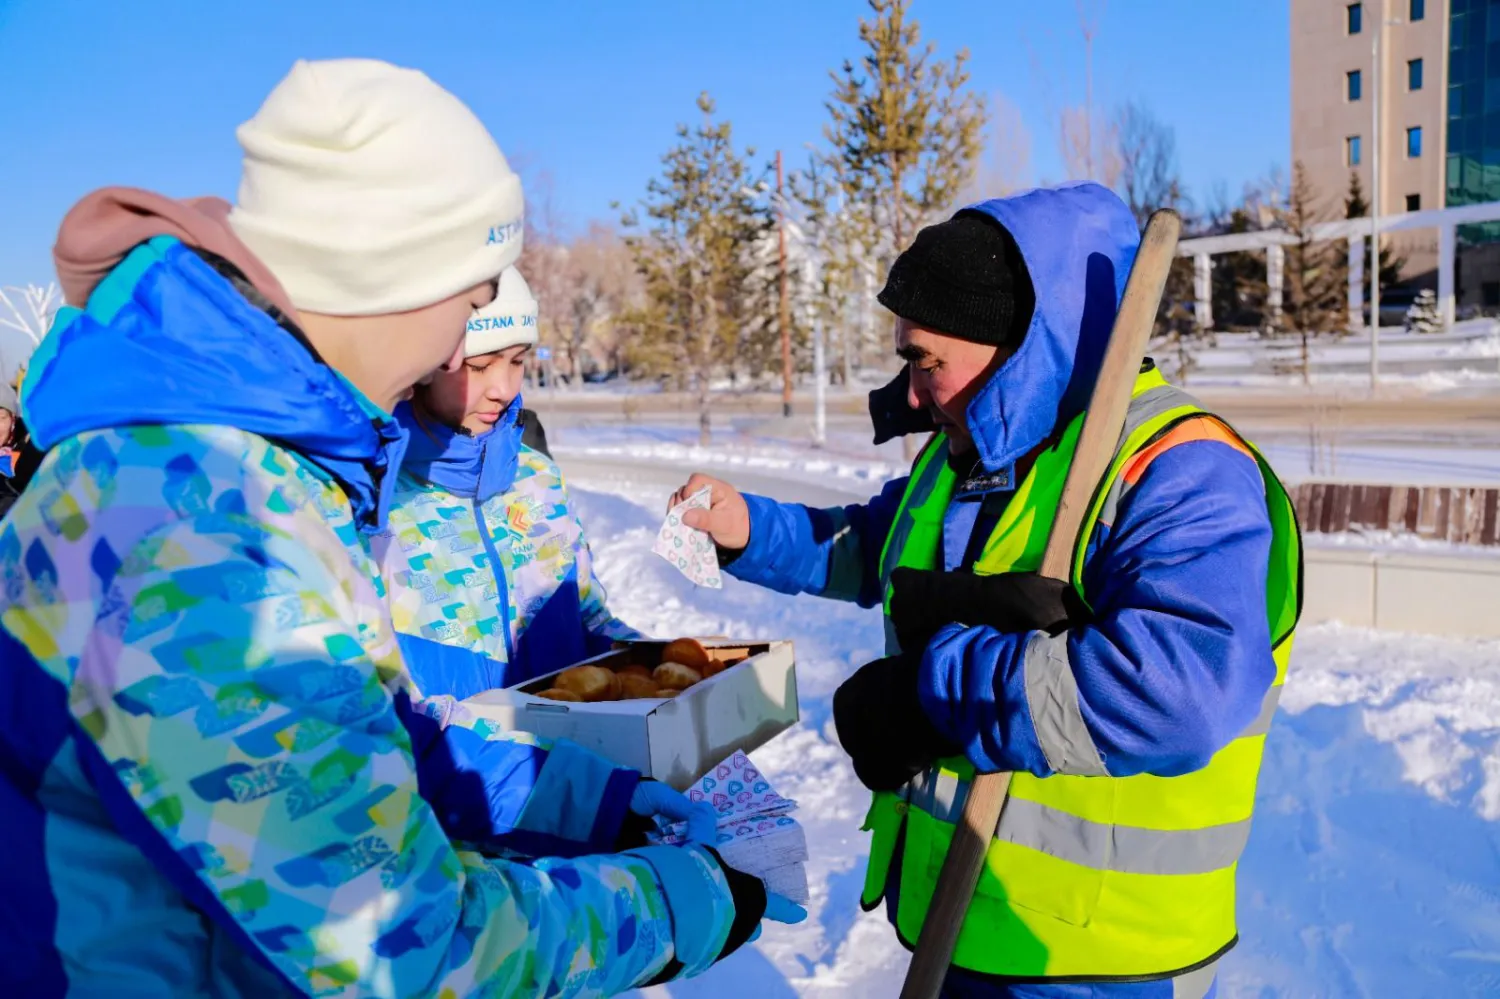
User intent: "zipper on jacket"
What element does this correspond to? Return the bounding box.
[474,498,517,663]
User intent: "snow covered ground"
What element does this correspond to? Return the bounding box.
[562,461,1500,998]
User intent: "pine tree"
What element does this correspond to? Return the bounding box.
[620,93,772,444]
[1405,288,1440,332]
[1210,208,1270,331]
[1344,170,1406,310]
[821,0,987,368]
[1280,162,1347,382]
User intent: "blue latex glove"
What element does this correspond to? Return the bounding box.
[629,779,719,845]
[748,892,808,942]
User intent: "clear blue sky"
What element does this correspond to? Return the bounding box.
[0,0,1287,285]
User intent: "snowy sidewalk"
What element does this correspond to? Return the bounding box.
[566,466,1500,998]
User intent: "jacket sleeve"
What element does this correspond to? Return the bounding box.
[725,476,908,607]
[917,435,1278,778]
[397,691,638,858]
[90,515,735,997]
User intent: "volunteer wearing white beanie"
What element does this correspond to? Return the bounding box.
[379,259,644,697]
[5,53,779,998]
[465,265,539,357]
[224,57,526,412]
[230,58,524,317]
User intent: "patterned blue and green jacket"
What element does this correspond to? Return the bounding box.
[370,400,639,702]
[0,234,735,997]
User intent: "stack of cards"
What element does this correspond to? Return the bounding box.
[650,749,809,903]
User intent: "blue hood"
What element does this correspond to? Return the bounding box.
[396,396,523,502]
[22,236,408,531]
[960,182,1141,473]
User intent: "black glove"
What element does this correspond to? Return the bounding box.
[869,368,937,445]
[889,567,1088,654]
[642,847,767,986]
[833,651,961,792]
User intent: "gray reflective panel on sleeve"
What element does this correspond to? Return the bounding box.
[1022,631,1108,777]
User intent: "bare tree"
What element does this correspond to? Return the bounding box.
[1115,100,1185,225]
[954,92,1034,206]
[1056,0,1120,186]
[0,282,60,388]
[0,282,60,348]
[567,224,640,379]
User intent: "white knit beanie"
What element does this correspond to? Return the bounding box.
[465,266,539,357]
[228,59,523,316]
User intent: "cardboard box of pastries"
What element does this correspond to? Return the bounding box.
[461,638,798,791]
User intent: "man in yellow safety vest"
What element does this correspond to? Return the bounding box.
[669,182,1301,999]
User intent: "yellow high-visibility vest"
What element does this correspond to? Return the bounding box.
[859,366,1302,983]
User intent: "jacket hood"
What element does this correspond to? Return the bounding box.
[959,182,1141,472]
[23,236,407,531]
[396,396,524,502]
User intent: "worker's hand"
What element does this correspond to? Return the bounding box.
[833,651,961,792]
[888,568,1087,654]
[667,473,751,552]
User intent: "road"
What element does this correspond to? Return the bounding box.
[558,452,869,508]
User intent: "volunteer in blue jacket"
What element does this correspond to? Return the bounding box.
[671,183,1302,998]
[0,58,788,998]
[374,265,638,700]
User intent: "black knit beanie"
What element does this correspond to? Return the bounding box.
[877,209,1036,348]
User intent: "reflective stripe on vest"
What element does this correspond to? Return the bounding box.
[858,366,1303,982]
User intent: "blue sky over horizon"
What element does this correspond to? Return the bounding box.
[0,0,1288,284]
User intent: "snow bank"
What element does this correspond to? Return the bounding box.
[566,474,1500,998]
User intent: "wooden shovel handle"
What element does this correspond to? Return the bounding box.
[898,209,1183,999]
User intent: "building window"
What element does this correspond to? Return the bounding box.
[1348,69,1363,102]
[1409,58,1423,91]
[1406,193,1421,212]
[1408,125,1423,158]
[1347,135,1363,165]
[1348,3,1362,34]
[1410,0,1424,22]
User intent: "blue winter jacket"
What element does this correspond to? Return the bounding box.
[0,235,734,996]
[375,399,639,702]
[726,184,1273,996]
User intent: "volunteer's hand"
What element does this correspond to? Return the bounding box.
[708,851,806,959]
[615,778,718,850]
[746,892,809,943]
[833,651,961,792]
[667,473,751,552]
[889,567,1087,653]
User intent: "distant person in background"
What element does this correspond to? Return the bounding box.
[0,375,42,518]
[373,265,641,698]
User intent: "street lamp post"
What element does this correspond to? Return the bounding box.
[1371,12,1381,388]
[1371,7,1405,389]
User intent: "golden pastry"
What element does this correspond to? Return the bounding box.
[535,688,582,702]
[554,665,620,702]
[618,673,663,699]
[661,637,712,672]
[616,664,653,680]
[653,661,703,690]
